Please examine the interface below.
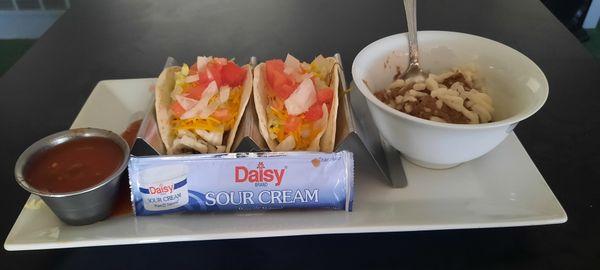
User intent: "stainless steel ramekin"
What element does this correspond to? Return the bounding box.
[14,128,130,225]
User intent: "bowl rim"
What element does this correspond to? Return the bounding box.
[14,128,130,198]
[351,30,549,130]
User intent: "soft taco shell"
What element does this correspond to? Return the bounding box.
[155,64,253,154]
[318,57,339,152]
[253,57,339,152]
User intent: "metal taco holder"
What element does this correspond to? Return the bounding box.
[131,54,406,188]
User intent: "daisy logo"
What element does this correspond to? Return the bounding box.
[234,162,286,186]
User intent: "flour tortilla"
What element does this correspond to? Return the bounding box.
[155,64,252,154]
[253,57,339,152]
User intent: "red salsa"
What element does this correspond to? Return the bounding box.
[109,120,143,217]
[25,137,124,193]
[121,119,142,147]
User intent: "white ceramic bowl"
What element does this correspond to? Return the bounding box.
[352,31,548,169]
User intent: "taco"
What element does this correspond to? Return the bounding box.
[155,56,252,154]
[253,54,339,152]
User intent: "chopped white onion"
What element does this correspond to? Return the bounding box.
[219,86,230,103]
[175,95,198,110]
[284,54,301,75]
[285,54,310,83]
[195,128,223,146]
[170,135,208,154]
[177,129,196,139]
[199,98,221,119]
[213,57,228,65]
[171,85,184,100]
[196,56,209,72]
[291,72,313,83]
[275,135,296,151]
[184,74,199,83]
[284,78,317,116]
[180,81,218,119]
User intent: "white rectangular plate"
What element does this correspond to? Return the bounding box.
[5,79,567,251]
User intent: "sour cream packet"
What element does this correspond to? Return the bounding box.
[128,151,354,215]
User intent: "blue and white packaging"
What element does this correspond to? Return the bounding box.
[128,151,354,215]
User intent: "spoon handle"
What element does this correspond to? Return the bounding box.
[403,0,419,66]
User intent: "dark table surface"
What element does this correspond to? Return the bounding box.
[1,0,599,269]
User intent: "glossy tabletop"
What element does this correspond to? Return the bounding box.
[0,0,599,269]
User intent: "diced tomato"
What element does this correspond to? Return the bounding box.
[266,59,297,99]
[197,70,211,84]
[212,109,232,121]
[214,57,228,65]
[207,62,223,87]
[278,83,298,99]
[271,73,296,99]
[304,103,324,121]
[170,102,186,118]
[221,62,246,87]
[317,88,334,104]
[186,81,210,99]
[266,60,285,75]
[265,60,286,87]
[284,116,302,132]
[270,69,289,87]
[189,63,198,75]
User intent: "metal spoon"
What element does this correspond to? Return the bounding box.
[401,0,427,81]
